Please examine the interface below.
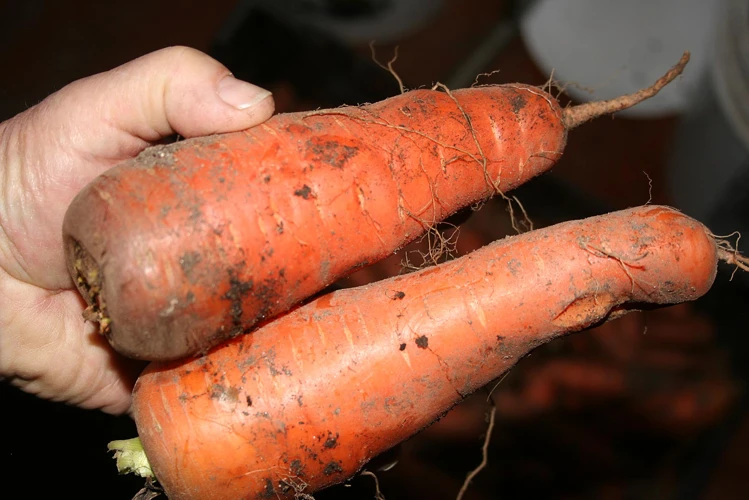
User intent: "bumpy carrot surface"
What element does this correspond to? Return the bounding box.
[64,55,690,361]
[64,85,566,361]
[132,205,717,499]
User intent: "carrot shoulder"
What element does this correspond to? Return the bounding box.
[131,205,717,500]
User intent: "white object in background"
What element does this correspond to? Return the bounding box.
[520,0,723,118]
[712,0,749,152]
[666,0,749,241]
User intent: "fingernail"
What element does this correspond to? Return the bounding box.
[218,75,272,110]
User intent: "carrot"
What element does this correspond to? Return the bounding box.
[63,54,690,361]
[112,205,725,500]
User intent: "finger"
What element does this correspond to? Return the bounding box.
[45,45,274,146]
[109,45,275,139]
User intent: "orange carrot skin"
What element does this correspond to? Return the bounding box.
[133,206,717,499]
[64,84,566,361]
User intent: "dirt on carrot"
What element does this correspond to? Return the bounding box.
[63,53,691,362]
[119,204,732,500]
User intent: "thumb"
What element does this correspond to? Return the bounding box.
[0,46,274,288]
[92,45,275,140]
[39,45,274,148]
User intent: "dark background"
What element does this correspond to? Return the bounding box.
[3,1,749,499]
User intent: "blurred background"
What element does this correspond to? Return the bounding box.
[3,0,749,498]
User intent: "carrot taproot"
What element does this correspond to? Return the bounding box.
[63,54,690,361]
[117,205,722,500]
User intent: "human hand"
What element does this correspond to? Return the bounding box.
[0,46,275,414]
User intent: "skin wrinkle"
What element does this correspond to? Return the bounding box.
[160,54,174,138]
[3,285,75,373]
[67,73,152,162]
[76,97,150,164]
[18,120,80,286]
[107,55,166,141]
[0,116,37,285]
[5,279,134,413]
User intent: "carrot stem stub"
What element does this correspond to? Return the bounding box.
[130,205,721,500]
[108,438,153,479]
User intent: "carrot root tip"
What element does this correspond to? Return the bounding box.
[717,247,749,277]
[562,51,691,129]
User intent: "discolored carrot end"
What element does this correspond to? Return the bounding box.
[67,237,111,333]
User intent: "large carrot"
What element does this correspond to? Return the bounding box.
[111,205,729,500]
[64,54,690,361]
